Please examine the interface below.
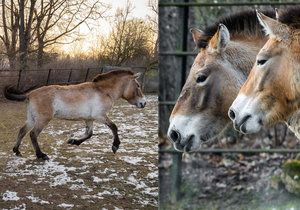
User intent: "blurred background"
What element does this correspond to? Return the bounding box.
[158,0,300,209]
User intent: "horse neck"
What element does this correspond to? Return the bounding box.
[286,110,300,139]
[95,77,128,101]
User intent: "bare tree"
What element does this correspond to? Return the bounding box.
[98,2,155,66]
[0,0,19,69]
[19,0,36,70]
[33,0,108,67]
[147,0,158,66]
[0,0,108,69]
[0,0,36,70]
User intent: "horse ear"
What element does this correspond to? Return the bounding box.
[190,28,204,47]
[256,9,290,40]
[134,72,142,79]
[208,24,230,52]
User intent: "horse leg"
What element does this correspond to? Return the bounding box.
[68,120,93,146]
[105,117,120,154]
[13,124,32,156]
[30,120,50,160]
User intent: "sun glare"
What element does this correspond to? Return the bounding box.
[60,0,156,56]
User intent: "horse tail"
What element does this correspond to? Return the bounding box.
[4,86,30,101]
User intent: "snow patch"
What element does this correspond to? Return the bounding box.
[120,156,144,165]
[92,176,110,183]
[147,171,158,179]
[2,191,20,201]
[27,195,50,204]
[58,203,74,209]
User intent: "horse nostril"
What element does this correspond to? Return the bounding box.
[240,123,247,133]
[140,102,146,108]
[228,109,236,120]
[169,130,181,143]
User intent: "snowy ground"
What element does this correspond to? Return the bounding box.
[0,95,158,209]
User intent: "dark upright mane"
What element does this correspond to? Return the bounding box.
[278,6,300,29]
[198,9,275,48]
[92,70,134,82]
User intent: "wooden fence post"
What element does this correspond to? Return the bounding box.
[16,69,23,90]
[171,152,182,203]
[46,69,52,85]
[84,68,90,82]
[67,69,73,83]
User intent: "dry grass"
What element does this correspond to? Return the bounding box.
[0,95,158,209]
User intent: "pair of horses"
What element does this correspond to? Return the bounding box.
[168,7,300,152]
[5,70,146,160]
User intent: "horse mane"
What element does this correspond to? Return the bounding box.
[92,70,134,82]
[197,9,275,48]
[278,6,300,29]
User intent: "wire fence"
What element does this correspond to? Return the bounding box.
[0,66,150,94]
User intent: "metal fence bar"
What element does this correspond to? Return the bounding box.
[159,51,197,56]
[67,69,73,83]
[16,69,23,90]
[171,153,182,203]
[46,69,52,85]
[84,68,90,82]
[159,148,300,154]
[159,101,176,105]
[159,2,300,7]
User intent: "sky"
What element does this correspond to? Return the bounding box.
[61,0,157,55]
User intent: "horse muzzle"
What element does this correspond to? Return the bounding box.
[229,95,263,134]
[136,101,146,108]
[168,129,196,152]
[167,114,209,152]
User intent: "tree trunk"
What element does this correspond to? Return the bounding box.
[37,41,44,68]
[19,0,27,70]
[19,0,36,71]
[7,53,16,70]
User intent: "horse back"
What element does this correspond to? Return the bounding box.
[27,83,112,121]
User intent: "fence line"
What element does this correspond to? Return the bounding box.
[0,65,149,72]
[0,65,151,92]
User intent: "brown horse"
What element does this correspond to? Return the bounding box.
[5,70,146,160]
[229,8,300,137]
[167,9,277,152]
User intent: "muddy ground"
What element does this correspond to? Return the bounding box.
[160,127,300,210]
[0,95,158,209]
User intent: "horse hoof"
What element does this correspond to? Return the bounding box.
[112,145,119,154]
[67,139,75,144]
[13,147,22,157]
[67,139,81,146]
[37,153,49,161]
[15,152,22,157]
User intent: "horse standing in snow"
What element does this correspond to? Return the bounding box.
[5,70,146,160]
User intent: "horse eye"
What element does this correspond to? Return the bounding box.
[257,59,267,66]
[196,75,207,83]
